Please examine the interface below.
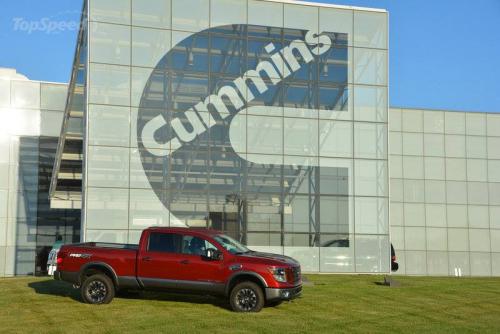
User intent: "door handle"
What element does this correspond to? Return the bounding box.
[142,256,152,261]
[180,259,190,265]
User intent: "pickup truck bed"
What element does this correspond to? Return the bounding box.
[56,242,141,289]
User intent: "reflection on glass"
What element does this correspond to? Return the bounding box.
[130,23,385,266]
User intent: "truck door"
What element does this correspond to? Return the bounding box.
[136,231,186,288]
[176,234,225,293]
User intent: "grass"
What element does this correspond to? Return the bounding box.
[1,275,500,334]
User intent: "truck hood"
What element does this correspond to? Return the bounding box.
[237,251,300,267]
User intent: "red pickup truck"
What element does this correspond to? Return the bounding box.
[54,227,302,312]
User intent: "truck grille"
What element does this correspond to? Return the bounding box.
[290,266,301,283]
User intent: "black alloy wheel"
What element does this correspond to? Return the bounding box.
[230,281,264,312]
[81,273,115,304]
[87,280,107,303]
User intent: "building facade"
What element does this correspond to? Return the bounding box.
[389,108,500,276]
[50,0,390,273]
[0,68,80,276]
[1,0,499,277]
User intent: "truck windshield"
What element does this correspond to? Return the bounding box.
[214,235,250,255]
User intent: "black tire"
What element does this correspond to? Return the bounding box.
[81,273,115,304]
[229,281,264,312]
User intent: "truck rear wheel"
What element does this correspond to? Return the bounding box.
[229,281,264,312]
[81,273,115,304]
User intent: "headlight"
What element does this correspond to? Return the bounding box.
[270,267,287,283]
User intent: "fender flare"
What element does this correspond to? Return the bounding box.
[225,271,268,296]
[79,262,119,287]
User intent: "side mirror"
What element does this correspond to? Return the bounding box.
[205,248,222,260]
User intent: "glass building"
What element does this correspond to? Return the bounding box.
[389,108,500,276]
[49,0,390,273]
[1,0,498,276]
[0,68,80,276]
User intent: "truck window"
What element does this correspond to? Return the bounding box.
[182,235,218,256]
[148,232,182,253]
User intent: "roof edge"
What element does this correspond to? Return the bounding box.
[260,0,387,13]
[392,105,500,115]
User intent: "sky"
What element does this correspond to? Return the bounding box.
[0,0,499,112]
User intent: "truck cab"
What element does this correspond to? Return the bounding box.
[55,227,302,312]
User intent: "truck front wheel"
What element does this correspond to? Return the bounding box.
[229,281,264,312]
[81,273,115,304]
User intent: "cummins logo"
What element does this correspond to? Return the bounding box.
[141,29,333,156]
[136,24,349,217]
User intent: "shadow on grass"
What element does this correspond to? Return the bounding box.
[119,290,231,310]
[374,276,402,287]
[374,281,388,286]
[28,279,81,301]
[27,279,231,310]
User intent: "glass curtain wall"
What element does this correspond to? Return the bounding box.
[84,0,388,273]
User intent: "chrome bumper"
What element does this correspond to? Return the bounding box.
[265,285,302,301]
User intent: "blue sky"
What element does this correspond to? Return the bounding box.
[0,0,499,112]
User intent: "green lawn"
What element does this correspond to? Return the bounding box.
[1,275,499,334]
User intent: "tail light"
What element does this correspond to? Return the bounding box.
[56,251,66,267]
